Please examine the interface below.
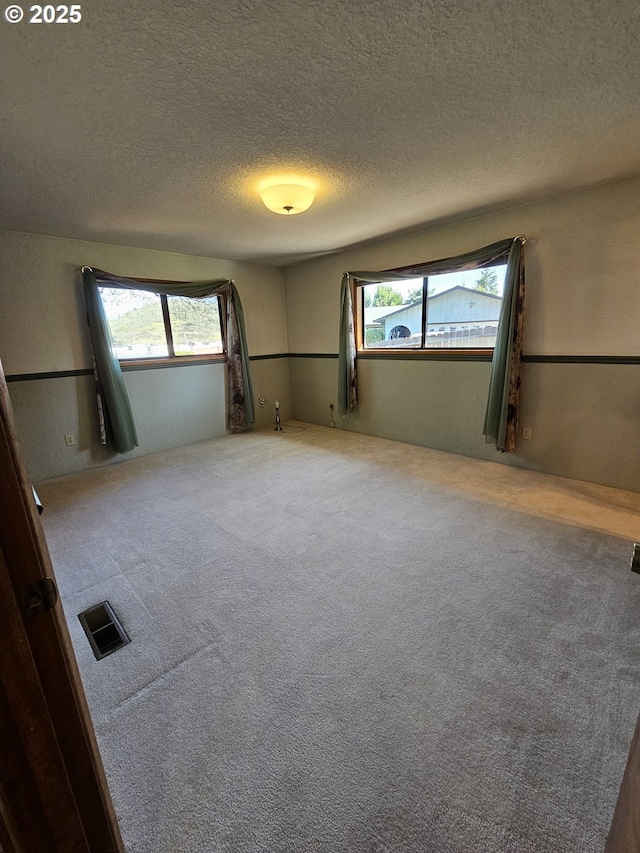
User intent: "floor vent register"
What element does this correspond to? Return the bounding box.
[78,601,130,660]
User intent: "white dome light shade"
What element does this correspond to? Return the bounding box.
[260,183,316,214]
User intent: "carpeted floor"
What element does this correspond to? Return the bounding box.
[38,423,640,853]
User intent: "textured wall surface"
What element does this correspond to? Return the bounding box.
[0,231,291,480]
[290,358,640,491]
[8,367,229,482]
[0,231,288,374]
[285,179,639,356]
[285,179,640,491]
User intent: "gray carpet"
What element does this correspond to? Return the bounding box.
[38,424,640,853]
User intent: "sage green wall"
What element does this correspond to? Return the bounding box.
[0,231,291,481]
[284,179,640,492]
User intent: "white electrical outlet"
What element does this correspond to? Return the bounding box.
[64,434,76,446]
[521,426,532,440]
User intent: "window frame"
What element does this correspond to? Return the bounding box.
[98,286,227,367]
[355,259,506,357]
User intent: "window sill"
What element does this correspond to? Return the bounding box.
[357,348,494,361]
[120,354,226,371]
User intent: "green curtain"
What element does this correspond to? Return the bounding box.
[226,282,255,429]
[83,267,255,453]
[338,237,525,449]
[482,238,525,452]
[83,268,138,453]
[338,274,357,414]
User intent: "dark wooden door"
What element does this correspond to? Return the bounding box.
[0,359,124,852]
[605,712,640,853]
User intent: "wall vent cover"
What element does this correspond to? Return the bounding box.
[78,601,130,660]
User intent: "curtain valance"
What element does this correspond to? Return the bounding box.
[338,236,525,452]
[82,267,254,454]
[91,268,231,299]
[344,238,516,285]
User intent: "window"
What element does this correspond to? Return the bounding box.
[99,287,223,360]
[359,262,507,351]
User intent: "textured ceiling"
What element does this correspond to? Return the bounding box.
[1,0,638,266]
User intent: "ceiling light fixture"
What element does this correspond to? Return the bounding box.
[259,181,316,215]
